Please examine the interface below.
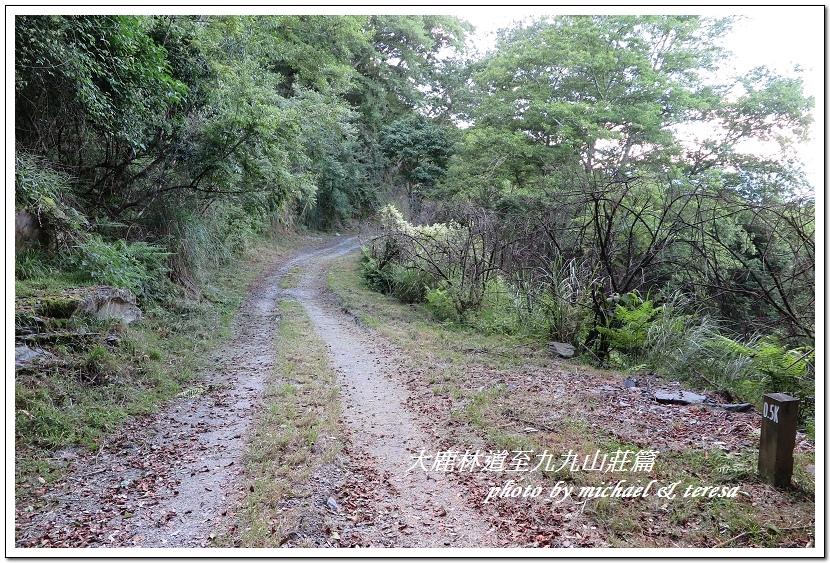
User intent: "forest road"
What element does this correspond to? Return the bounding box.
[281,236,494,548]
[15,235,494,549]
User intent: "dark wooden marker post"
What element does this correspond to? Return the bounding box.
[757,392,799,487]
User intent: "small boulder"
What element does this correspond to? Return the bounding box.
[74,287,142,324]
[15,209,48,249]
[548,342,575,359]
[719,403,753,413]
[15,344,56,369]
[654,390,708,405]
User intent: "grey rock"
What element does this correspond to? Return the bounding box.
[588,385,617,394]
[74,287,142,324]
[15,344,56,368]
[548,341,575,358]
[719,403,753,413]
[326,496,340,512]
[16,209,48,249]
[622,377,638,388]
[654,390,708,405]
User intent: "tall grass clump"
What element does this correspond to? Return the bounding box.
[642,291,814,425]
[152,198,281,297]
[15,153,88,251]
[531,256,597,344]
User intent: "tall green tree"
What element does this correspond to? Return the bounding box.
[380,115,453,213]
[15,15,187,212]
[468,16,734,173]
[15,14,471,279]
[434,14,814,347]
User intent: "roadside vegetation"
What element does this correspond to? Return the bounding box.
[360,205,815,433]
[14,230,313,501]
[330,252,815,548]
[358,16,815,431]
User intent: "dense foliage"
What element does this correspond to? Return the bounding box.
[15,14,815,419]
[361,15,815,415]
[15,14,467,290]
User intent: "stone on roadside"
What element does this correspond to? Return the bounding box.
[719,403,753,412]
[73,287,143,324]
[548,341,575,358]
[15,344,56,369]
[654,389,708,405]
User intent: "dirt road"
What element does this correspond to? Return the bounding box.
[282,237,494,548]
[15,236,495,549]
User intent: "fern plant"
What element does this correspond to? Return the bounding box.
[73,235,171,300]
[599,293,660,355]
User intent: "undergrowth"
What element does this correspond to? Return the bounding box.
[327,250,816,549]
[360,232,815,433]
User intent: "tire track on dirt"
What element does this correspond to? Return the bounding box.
[283,237,495,548]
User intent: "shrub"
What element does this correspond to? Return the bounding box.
[711,336,815,423]
[471,276,524,335]
[364,204,495,315]
[597,291,661,361]
[641,293,815,424]
[425,286,458,322]
[361,249,436,305]
[390,264,434,304]
[360,251,394,294]
[73,235,171,300]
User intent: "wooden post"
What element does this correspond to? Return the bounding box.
[757,393,799,487]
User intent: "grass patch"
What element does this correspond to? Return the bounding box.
[236,299,341,547]
[325,250,816,548]
[279,266,304,289]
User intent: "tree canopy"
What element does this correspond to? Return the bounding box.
[15,13,814,352]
